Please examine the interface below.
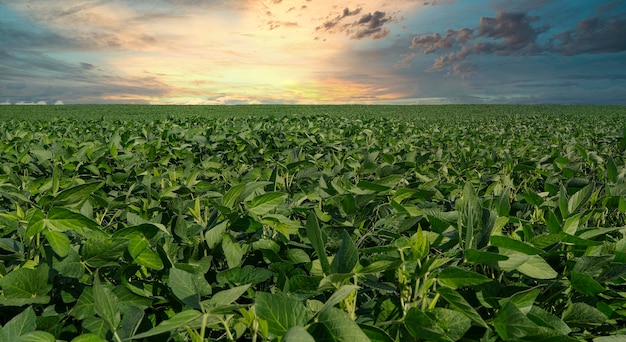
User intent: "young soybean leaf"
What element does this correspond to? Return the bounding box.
[309,307,369,341]
[247,192,287,216]
[43,230,71,258]
[131,310,203,339]
[222,183,246,209]
[465,249,508,264]
[437,287,487,327]
[0,306,36,339]
[404,308,447,341]
[570,272,605,296]
[169,267,204,309]
[567,183,594,215]
[517,255,558,279]
[283,326,315,342]
[47,181,104,208]
[306,214,329,275]
[319,285,359,314]
[255,292,311,338]
[330,230,358,274]
[93,271,121,333]
[438,267,492,289]
[25,208,46,241]
[490,236,543,255]
[493,302,539,340]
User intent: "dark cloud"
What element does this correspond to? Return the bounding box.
[80,62,95,70]
[317,8,395,40]
[550,15,626,55]
[409,10,626,76]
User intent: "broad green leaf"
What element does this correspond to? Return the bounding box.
[309,307,370,341]
[320,285,359,314]
[499,287,540,314]
[43,230,70,257]
[222,183,246,209]
[81,237,129,267]
[357,260,403,274]
[306,214,330,275]
[437,287,487,327]
[571,272,605,296]
[567,183,594,215]
[283,326,315,342]
[330,230,358,274]
[222,234,244,269]
[0,306,36,339]
[491,235,543,255]
[438,267,492,289]
[169,267,208,309]
[247,192,287,216]
[133,248,164,270]
[527,306,571,335]
[93,271,121,331]
[493,302,539,340]
[131,310,203,339]
[465,249,508,264]
[205,220,227,249]
[0,265,51,304]
[48,181,104,207]
[71,287,95,320]
[82,317,108,338]
[359,324,394,342]
[16,331,55,342]
[517,255,558,279]
[205,284,251,307]
[562,302,607,326]
[45,208,103,237]
[410,226,429,259]
[404,308,448,341]
[71,333,107,342]
[572,255,613,277]
[255,292,311,338]
[25,208,46,241]
[431,308,472,341]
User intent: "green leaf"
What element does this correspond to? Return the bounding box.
[404,308,448,341]
[306,214,330,275]
[43,230,70,257]
[48,181,104,207]
[320,285,359,314]
[16,331,55,342]
[465,249,508,264]
[169,267,208,309]
[284,326,315,342]
[499,287,540,315]
[131,310,203,339]
[255,292,311,338]
[527,306,571,335]
[438,267,492,289]
[0,306,36,339]
[133,248,164,270]
[222,183,246,209]
[25,208,46,241]
[309,307,370,342]
[607,156,618,183]
[247,192,287,216]
[71,287,95,320]
[45,208,103,237]
[571,272,605,296]
[222,234,245,269]
[491,235,543,255]
[330,230,359,274]
[437,287,487,327]
[93,271,121,332]
[81,237,129,267]
[359,324,394,342]
[71,333,107,342]
[206,284,251,307]
[517,255,558,279]
[430,308,472,341]
[562,302,607,326]
[567,183,594,215]
[493,302,539,340]
[0,265,52,304]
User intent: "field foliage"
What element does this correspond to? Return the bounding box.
[0,105,625,341]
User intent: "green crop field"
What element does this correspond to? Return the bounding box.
[1,105,626,341]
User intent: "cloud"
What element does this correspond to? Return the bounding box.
[317,8,395,39]
[550,15,626,55]
[409,10,626,76]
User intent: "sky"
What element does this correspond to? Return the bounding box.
[1,0,625,105]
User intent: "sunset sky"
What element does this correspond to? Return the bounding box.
[1,0,625,104]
